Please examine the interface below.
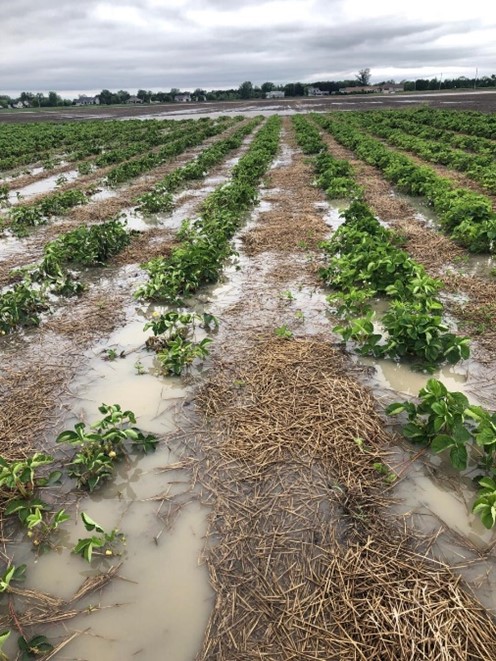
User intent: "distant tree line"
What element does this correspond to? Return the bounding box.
[3,73,496,109]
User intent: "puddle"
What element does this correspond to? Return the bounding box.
[0,234,27,260]
[1,285,213,659]
[388,447,496,611]
[90,187,119,202]
[8,170,79,204]
[314,199,348,230]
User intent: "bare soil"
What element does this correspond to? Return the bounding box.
[3,90,496,124]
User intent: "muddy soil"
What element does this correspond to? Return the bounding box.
[3,90,496,124]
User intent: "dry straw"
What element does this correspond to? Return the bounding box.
[186,336,496,660]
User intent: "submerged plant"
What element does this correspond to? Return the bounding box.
[144,310,217,375]
[73,513,125,563]
[57,404,157,491]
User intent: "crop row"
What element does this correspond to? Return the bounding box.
[292,115,469,369]
[137,116,263,213]
[292,114,496,529]
[402,107,496,141]
[360,109,496,159]
[349,111,496,194]
[136,115,281,302]
[0,118,264,334]
[314,114,496,254]
[0,118,174,173]
[2,118,235,236]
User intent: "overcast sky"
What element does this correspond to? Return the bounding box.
[1,0,496,96]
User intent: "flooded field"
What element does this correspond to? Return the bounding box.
[1,111,496,659]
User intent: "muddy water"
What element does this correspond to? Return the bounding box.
[1,304,213,660]
[7,170,79,204]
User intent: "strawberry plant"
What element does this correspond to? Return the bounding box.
[57,404,157,491]
[73,513,125,563]
[387,379,496,527]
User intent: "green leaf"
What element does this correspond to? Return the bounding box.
[56,430,79,444]
[385,403,406,416]
[431,434,455,453]
[450,444,468,470]
[477,477,496,490]
[81,512,104,534]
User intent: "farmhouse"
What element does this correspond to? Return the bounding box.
[339,84,404,94]
[174,93,192,102]
[127,96,143,104]
[265,91,285,99]
[307,87,330,96]
[75,95,100,105]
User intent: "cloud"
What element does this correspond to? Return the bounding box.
[1,0,495,95]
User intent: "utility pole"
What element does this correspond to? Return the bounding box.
[475,68,478,89]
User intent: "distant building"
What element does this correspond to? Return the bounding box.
[265,91,285,99]
[174,93,192,103]
[339,84,404,94]
[75,95,100,106]
[380,84,404,94]
[127,96,143,104]
[307,87,330,96]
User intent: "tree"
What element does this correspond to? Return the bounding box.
[261,82,275,94]
[99,89,113,105]
[115,90,130,104]
[137,89,152,103]
[48,91,61,106]
[238,81,253,99]
[355,68,371,86]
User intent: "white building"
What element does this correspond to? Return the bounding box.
[75,95,100,106]
[265,91,285,99]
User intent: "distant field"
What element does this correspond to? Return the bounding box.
[2,89,496,123]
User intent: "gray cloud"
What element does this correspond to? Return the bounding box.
[1,0,495,95]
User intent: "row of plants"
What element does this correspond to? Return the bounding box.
[291,116,494,530]
[387,378,496,529]
[322,199,470,369]
[314,113,496,254]
[350,111,496,194]
[359,109,496,159]
[135,117,281,376]
[105,116,238,186]
[0,119,263,336]
[2,118,235,236]
[136,116,263,213]
[136,115,281,302]
[403,107,496,141]
[292,115,361,198]
[291,115,470,370]
[0,218,132,334]
[0,118,175,174]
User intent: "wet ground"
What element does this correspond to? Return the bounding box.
[1,117,495,658]
[3,90,496,124]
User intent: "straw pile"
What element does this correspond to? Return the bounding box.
[192,336,496,660]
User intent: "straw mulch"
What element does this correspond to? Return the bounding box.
[0,564,121,629]
[190,336,496,660]
[242,128,327,256]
